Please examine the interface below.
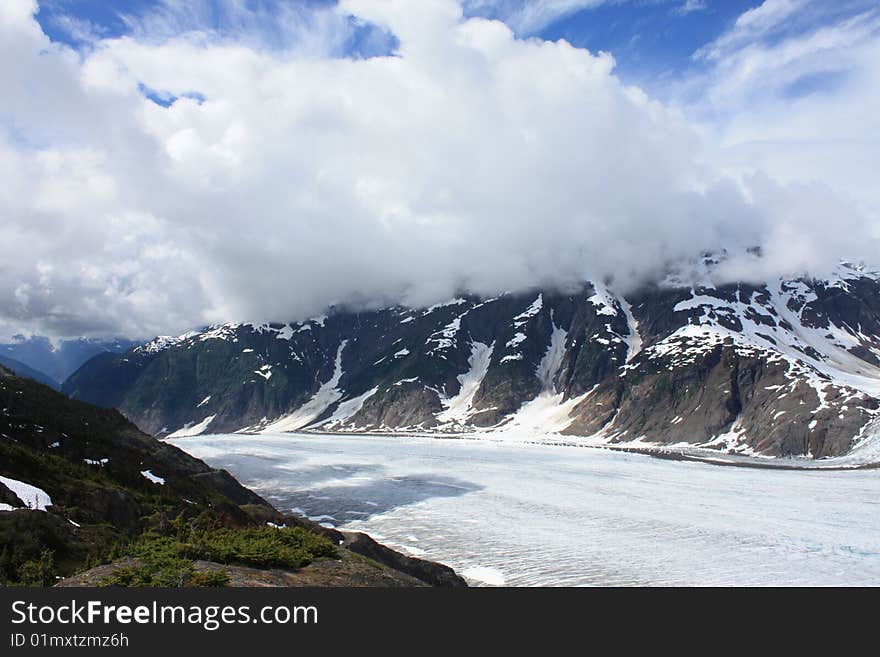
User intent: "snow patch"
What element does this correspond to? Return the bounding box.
[505,332,527,349]
[0,475,52,510]
[320,387,379,428]
[427,316,464,355]
[167,414,216,438]
[588,282,618,316]
[424,298,466,313]
[513,294,543,325]
[140,470,165,485]
[536,319,567,392]
[499,387,595,439]
[262,341,348,432]
[437,342,494,425]
[618,296,643,363]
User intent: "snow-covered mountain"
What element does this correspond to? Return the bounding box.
[63,262,880,461]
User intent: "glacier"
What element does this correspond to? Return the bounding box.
[170,432,880,586]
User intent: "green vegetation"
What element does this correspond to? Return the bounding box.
[0,511,84,586]
[99,517,337,587]
[16,549,57,586]
[102,566,229,588]
[0,365,337,588]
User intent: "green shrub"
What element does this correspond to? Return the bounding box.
[18,549,57,586]
[181,526,337,569]
[99,562,229,588]
[187,569,230,587]
[100,522,336,587]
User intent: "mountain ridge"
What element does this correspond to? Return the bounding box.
[0,355,59,390]
[0,337,137,384]
[63,262,880,461]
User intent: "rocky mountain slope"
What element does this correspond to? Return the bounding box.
[0,365,464,586]
[63,262,880,460]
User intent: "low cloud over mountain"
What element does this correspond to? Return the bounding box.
[2,0,878,340]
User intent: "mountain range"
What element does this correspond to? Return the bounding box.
[0,337,137,387]
[61,260,880,461]
[0,355,60,390]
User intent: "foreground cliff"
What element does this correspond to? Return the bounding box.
[64,261,880,459]
[0,365,464,587]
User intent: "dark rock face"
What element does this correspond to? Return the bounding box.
[63,264,880,459]
[342,532,467,587]
[355,383,443,429]
[190,470,269,507]
[0,482,23,508]
[80,489,142,532]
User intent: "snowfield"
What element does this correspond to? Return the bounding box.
[170,433,880,586]
[0,475,53,511]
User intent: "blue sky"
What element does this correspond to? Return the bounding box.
[35,0,393,57]
[34,0,878,97]
[37,1,760,81]
[467,0,763,84]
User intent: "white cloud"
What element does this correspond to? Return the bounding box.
[0,0,878,340]
[681,1,880,231]
[462,0,609,34]
[114,0,372,57]
[695,0,808,60]
[675,0,707,16]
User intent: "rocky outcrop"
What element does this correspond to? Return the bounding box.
[56,551,443,588]
[342,532,467,587]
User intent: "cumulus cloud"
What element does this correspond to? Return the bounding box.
[0,0,878,340]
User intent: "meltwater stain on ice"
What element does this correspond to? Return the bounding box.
[266,474,483,524]
[209,457,387,488]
